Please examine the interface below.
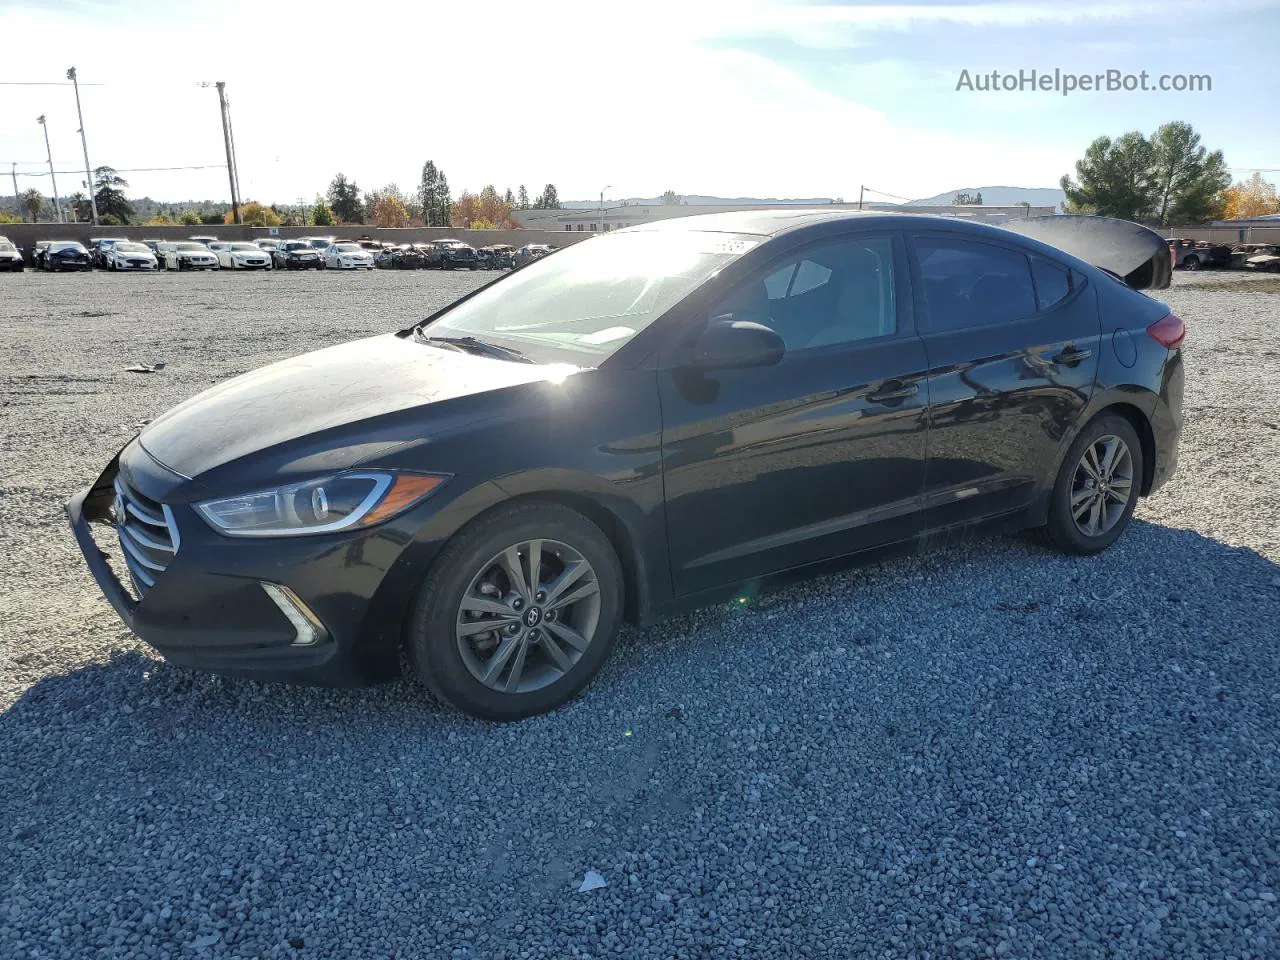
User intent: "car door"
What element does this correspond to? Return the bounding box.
[659,231,929,596]
[907,231,1101,529]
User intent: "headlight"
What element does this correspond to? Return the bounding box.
[195,471,447,537]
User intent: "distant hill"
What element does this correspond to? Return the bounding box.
[906,186,1066,209]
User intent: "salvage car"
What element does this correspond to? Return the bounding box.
[274,240,324,270]
[164,241,219,271]
[41,240,94,271]
[215,242,273,270]
[323,241,375,270]
[103,241,159,271]
[434,239,478,270]
[0,239,23,271]
[31,240,51,270]
[375,244,427,270]
[66,211,1183,722]
[88,237,128,268]
[513,243,554,268]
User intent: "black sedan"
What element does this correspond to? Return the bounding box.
[273,240,325,270]
[67,211,1183,721]
[41,241,94,271]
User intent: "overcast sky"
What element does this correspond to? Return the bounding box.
[1,0,1276,206]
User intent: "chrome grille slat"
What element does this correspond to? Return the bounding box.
[112,473,178,598]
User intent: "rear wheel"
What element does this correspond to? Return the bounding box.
[1184,256,1200,271]
[407,501,624,721]
[1038,414,1143,555]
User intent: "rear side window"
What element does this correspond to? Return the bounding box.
[916,238,1036,332]
[1030,256,1071,311]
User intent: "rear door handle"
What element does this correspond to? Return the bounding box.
[1052,346,1092,365]
[867,381,919,404]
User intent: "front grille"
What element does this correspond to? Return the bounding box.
[112,475,179,598]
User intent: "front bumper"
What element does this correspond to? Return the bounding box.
[335,260,374,270]
[65,446,421,686]
[285,259,324,269]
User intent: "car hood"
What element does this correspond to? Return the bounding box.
[138,333,577,484]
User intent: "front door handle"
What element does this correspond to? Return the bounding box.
[867,381,919,404]
[1052,346,1092,365]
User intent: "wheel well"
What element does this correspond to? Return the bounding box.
[463,491,646,625]
[1096,402,1157,495]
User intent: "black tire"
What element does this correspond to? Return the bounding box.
[1037,413,1143,555]
[407,501,625,721]
[1184,256,1200,271]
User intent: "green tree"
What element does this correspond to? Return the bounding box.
[67,191,92,222]
[503,187,515,208]
[534,183,560,209]
[435,172,453,227]
[226,201,282,227]
[200,211,224,226]
[517,184,529,210]
[417,161,455,227]
[21,188,43,222]
[662,189,680,205]
[327,173,364,223]
[310,198,335,227]
[1148,121,1230,225]
[953,191,983,205]
[93,166,135,223]
[179,210,203,226]
[1060,131,1155,221]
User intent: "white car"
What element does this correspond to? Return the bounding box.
[214,241,273,270]
[0,239,24,272]
[103,241,158,271]
[323,242,375,270]
[163,241,219,271]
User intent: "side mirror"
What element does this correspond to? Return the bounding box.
[691,316,784,370]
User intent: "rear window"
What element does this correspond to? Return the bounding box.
[916,238,1036,332]
[1030,256,1071,311]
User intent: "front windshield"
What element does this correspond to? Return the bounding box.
[230,243,260,251]
[175,243,206,252]
[424,230,759,364]
[117,243,149,253]
[334,243,361,252]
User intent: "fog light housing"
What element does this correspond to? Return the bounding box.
[261,582,326,647]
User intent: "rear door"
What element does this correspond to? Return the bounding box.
[907,231,1100,528]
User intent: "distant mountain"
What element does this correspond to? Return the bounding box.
[562,195,836,209]
[906,186,1066,209]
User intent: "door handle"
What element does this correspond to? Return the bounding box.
[867,381,919,404]
[1052,346,1092,365]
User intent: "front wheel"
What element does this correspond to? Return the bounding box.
[407,501,625,721]
[1038,414,1143,555]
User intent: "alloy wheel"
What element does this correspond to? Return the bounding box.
[455,539,601,694]
[1070,434,1135,537]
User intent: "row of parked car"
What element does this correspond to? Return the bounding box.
[1168,237,1280,272]
[0,235,558,274]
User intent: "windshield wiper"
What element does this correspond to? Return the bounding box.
[414,331,534,363]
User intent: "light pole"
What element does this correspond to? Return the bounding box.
[36,115,63,223]
[599,184,610,231]
[66,67,99,225]
[201,81,242,224]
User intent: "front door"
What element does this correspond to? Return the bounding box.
[908,232,1101,528]
[659,232,930,596]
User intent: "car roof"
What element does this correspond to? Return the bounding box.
[622,208,1035,239]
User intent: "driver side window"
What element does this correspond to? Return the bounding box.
[715,236,897,351]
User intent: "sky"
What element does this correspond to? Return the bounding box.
[1,0,1277,207]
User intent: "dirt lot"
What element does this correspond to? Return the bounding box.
[1,268,1278,959]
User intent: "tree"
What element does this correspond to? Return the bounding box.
[67,191,92,223]
[1223,172,1280,220]
[310,198,335,227]
[93,166,134,223]
[21,188,43,222]
[436,172,452,227]
[517,185,530,210]
[179,210,203,226]
[367,184,411,228]
[953,191,983,205]
[1061,122,1230,225]
[534,183,560,209]
[145,214,177,225]
[1060,132,1155,221]
[225,201,282,227]
[1148,121,1230,225]
[451,190,479,227]
[327,173,364,223]
[662,190,680,205]
[200,211,225,226]
[503,187,515,208]
[418,161,442,226]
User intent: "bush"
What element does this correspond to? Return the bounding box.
[179,211,203,226]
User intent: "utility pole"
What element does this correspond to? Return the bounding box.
[10,163,19,220]
[858,185,864,211]
[37,115,63,223]
[213,82,241,224]
[599,184,610,232]
[67,67,99,225]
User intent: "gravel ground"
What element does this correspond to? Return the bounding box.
[1,268,1278,959]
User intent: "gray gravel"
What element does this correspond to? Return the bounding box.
[2,268,1279,959]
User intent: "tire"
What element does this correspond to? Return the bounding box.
[1184,256,1200,271]
[1037,413,1143,555]
[407,501,625,721]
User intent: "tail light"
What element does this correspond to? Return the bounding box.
[1147,313,1185,349]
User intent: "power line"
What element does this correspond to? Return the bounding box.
[861,186,914,202]
[6,163,227,177]
[0,81,107,86]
